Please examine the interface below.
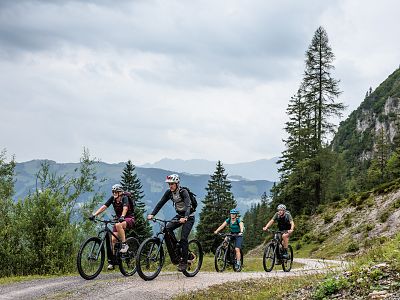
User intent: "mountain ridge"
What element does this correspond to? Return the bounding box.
[13,160,274,220]
[140,157,280,182]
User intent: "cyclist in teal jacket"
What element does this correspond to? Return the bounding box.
[214,208,244,269]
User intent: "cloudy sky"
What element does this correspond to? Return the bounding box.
[1,0,399,165]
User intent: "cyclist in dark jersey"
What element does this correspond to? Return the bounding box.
[147,174,195,272]
[214,208,244,269]
[263,204,295,259]
[90,183,135,269]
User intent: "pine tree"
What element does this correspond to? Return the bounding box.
[300,26,344,207]
[120,160,152,241]
[196,161,236,253]
[278,89,311,181]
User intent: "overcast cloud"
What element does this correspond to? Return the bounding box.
[1,0,399,165]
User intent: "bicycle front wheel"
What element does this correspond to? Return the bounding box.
[263,242,275,272]
[136,238,164,281]
[77,237,105,280]
[183,239,203,277]
[282,245,293,272]
[214,245,227,272]
[119,237,140,276]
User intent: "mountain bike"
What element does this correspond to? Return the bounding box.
[214,233,243,272]
[136,218,203,281]
[263,229,293,272]
[77,218,140,280]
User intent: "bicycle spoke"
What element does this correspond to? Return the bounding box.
[77,237,105,280]
[214,246,227,272]
[119,237,140,276]
[263,243,275,272]
[136,238,164,281]
[183,239,203,277]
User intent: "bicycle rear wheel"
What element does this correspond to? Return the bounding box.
[183,239,203,277]
[263,242,275,272]
[77,237,105,280]
[119,237,140,276]
[214,245,227,272]
[136,238,164,281]
[282,245,293,272]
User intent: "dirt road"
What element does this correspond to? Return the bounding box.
[0,258,346,300]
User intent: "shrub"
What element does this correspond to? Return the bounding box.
[295,242,302,251]
[347,242,359,252]
[317,234,327,243]
[302,233,313,244]
[323,213,334,224]
[365,224,374,232]
[379,211,390,223]
[313,276,350,300]
[344,215,352,227]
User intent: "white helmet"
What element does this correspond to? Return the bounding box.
[112,183,124,192]
[165,174,180,184]
[277,204,286,211]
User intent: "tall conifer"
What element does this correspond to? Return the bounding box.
[196,161,236,253]
[120,160,152,241]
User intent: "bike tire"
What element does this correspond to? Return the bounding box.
[282,245,293,272]
[119,237,140,276]
[77,237,105,280]
[263,242,275,272]
[183,239,203,277]
[136,238,164,281]
[214,245,227,272]
[233,249,244,272]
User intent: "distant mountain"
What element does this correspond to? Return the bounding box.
[14,160,274,220]
[140,157,280,182]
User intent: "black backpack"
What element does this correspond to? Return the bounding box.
[122,191,135,212]
[178,186,198,212]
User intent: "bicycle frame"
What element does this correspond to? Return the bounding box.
[215,233,243,271]
[151,218,181,265]
[269,230,285,259]
[92,219,122,263]
[221,235,236,265]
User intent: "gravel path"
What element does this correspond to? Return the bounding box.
[0,258,346,300]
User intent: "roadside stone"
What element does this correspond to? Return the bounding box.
[369,290,390,299]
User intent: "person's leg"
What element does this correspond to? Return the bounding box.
[282,233,289,249]
[108,233,117,270]
[178,216,195,271]
[166,216,181,242]
[115,222,126,243]
[234,236,243,266]
[282,233,290,258]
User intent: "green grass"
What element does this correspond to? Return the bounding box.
[0,273,74,285]
[173,274,325,300]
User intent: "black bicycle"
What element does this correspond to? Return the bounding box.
[263,230,293,272]
[77,218,140,280]
[136,218,203,281]
[214,233,243,272]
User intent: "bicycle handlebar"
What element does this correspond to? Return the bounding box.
[267,229,288,234]
[216,232,242,237]
[151,218,181,224]
[90,217,117,225]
